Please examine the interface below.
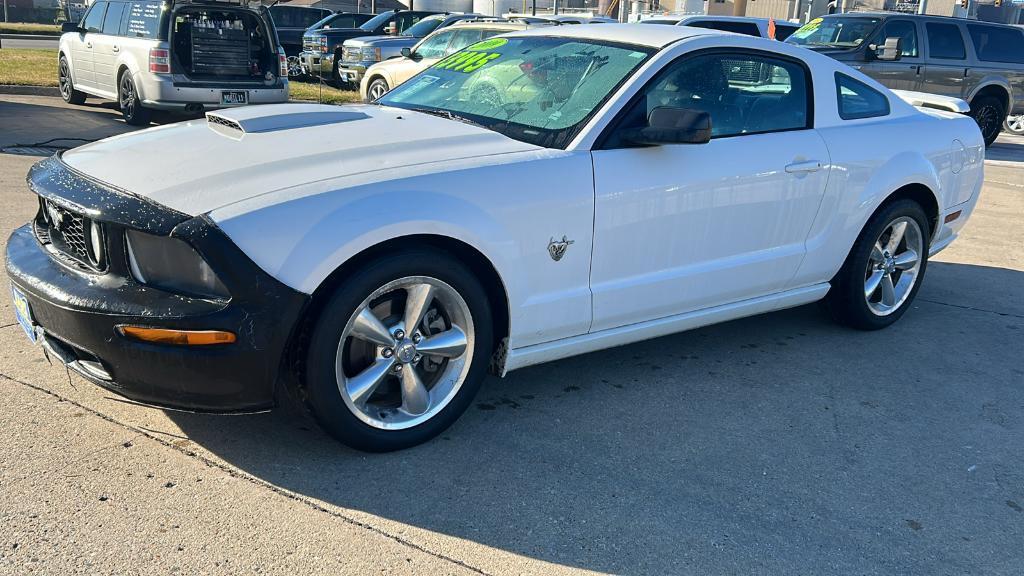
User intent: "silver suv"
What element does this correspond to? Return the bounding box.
[58,0,289,125]
[787,13,1024,146]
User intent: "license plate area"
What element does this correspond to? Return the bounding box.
[221,90,248,105]
[11,285,37,343]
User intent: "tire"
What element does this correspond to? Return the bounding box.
[304,248,494,452]
[366,77,389,101]
[1005,114,1024,136]
[118,72,151,126]
[969,95,1005,147]
[58,55,87,105]
[824,199,930,331]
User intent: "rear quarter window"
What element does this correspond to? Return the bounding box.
[966,24,1024,64]
[688,20,762,37]
[124,1,165,39]
[836,73,890,120]
[775,25,800,41]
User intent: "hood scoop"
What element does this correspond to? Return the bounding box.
[206,106,369,137]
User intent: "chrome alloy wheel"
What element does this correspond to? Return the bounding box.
[287,55,303,77]
[336,276,474,430]
[367,80,388,100]
[1006,114,1024,135]
[864,217,924,316]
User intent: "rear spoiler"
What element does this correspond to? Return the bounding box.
[891,90,970,114]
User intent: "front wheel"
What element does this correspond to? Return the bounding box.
[366,77,389,101]
[304,249,494,452]
[970,95,1005,147]
[825,199,930,330]
[118,72,151,126]
[1005,114,1024,136]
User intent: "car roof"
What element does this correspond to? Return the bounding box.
[506,22,720,48]
[448,20,531,31]
[823,11,1023,28]
[678,15,786,25]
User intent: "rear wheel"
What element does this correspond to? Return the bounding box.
[970,95,1005,147]
[304,249,493,452]
[58,55,86,105]
[825,199,930,330]
[286,55,304,79]
[118,72,151,126]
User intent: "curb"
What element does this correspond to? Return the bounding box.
[0,85,61,96]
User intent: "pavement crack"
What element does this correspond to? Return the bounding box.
[0,372,493,576]
[918,298,1024,319]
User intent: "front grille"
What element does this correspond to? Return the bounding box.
[35,198,103,272]
[343,46,361,62]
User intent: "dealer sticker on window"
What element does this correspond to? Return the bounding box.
[432,37,508,73]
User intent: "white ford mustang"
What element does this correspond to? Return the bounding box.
[7,25,984,451]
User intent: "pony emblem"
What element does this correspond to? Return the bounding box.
[547,236,574,262]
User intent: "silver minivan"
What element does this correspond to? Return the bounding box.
[58,0,289,125]
[786,13,1024,146]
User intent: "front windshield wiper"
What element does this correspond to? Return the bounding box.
[406,107,491,131]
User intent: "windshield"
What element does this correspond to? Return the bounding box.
[359,11,393,32]
[378,36,654,148]
[786,16,881,50]
[402,15,444,37]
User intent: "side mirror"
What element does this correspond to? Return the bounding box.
[875,36,902,61]
[61,22,83,33]
[401,47,412,58]
[621,107,712,146]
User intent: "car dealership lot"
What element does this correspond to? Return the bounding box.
[0,95,1022,574]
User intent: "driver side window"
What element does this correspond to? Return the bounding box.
[82,1,107,33]
[605,50,811,147]
[877,20,918,57]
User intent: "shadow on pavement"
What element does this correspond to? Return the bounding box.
[0,97,190,154]
[166,262,1024,574]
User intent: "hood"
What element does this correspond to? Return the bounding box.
[347,34,417,47]
[800,45,860,60]
[61,104,538,217]
[317,27,371,39]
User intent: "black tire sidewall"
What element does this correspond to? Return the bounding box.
[119,75,151,125]
[304,249,494,452]
[828,199,931,330]
[971,96,1005,147]
[368,78,388,100]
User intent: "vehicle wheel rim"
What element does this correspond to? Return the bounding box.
[864,217,923,317]
[368,81,387,100]
[287,56,302,77]
[1007,115,1024,134]
[335,275,474,431]
[120,75,135,118]
[59,59,71,99]
[976,105,1000,141]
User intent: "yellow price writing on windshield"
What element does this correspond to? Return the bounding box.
[433,51,502,73]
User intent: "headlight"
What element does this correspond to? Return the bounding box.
[361,46,381,62]
[125,230,228,299]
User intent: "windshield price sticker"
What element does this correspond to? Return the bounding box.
[434,51,502,73]
[791,18,822,39]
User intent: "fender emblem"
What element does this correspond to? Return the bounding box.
[547,235,574,262]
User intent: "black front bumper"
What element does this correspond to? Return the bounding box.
[5,156,309,412]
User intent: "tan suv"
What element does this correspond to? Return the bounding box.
[359,19,536,101]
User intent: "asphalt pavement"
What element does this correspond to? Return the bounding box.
[0,94,1022,575]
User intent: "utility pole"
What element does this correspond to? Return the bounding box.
[917,0,928,14]
[733,0,747,16]
[3,0,9,24]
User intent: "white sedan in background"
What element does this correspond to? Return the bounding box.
[7,25,984,452]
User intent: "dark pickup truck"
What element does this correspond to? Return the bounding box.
[299,9,439,84]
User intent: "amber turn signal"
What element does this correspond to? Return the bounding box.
[117,326,236,346]
[944,210,963,224]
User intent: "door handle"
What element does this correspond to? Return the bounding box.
[86,42,92,48]
[112,45,119,52]
[785,160,822,174]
